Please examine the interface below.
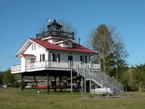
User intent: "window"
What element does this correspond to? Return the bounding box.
[48,53,51,61]
[32,44,33,50]
[40,55,41,62]
[32,43,36,50]
[82,56,84,63]
[43,54,45,61]
[53,53,57,62]
[66,42,68,45]
[80,56,82,62]
[51,53,60,62]
[34,44,36,50]
[40,54,45,62]
[80,55,87,63]
[58,54,60,62]
[85,56,87,63]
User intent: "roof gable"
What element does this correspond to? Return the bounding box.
[30,38,97,54]
[15,39,47,57]
[15,38,97,57]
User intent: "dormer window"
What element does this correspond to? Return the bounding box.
[66,42,68,45]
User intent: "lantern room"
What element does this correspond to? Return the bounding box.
[36,19,74,40]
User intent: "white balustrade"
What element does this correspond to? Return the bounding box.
[12,61,101,72]
[11,65,21,72]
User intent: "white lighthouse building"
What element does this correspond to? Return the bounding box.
[11,20,125,94]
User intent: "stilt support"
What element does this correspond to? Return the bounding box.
[71,61,73,93]
[47,73,49,94]
[60,76,62,92]
[84,69,86,93]
[81,78,83,90]
[21,74,23,92]
[90,79,91,93]
[54,76,56,92]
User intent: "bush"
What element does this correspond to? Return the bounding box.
[31,85,34,88]
[19,82,26,87]
[35,85,38,88]
[12,82,19,88]
[11,84,15,87]
[63,82,67,86]
[31,85,38,88]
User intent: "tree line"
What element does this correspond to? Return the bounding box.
[0,69,21,87]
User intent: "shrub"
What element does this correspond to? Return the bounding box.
[19,82,26,87]
[31,85,34,88]
[35,85,38,88]
[13,82,19,87]
[11,84,14,87]
[31,85,38,88]
[63,82,67,86]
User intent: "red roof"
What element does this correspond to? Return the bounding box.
[29,38,97,54]
[21,54,36,57]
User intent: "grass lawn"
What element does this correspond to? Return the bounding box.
[0,88,145,109]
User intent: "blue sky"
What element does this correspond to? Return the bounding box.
[0,0,144,71]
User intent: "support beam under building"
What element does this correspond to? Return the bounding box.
[84,69,86,93]
[60,76,62,92]
[33,76,36,82]
[47,73,49,94]
[21,74,23,92]
[81,78,83,90]
[90,79,91,93]
[71,61,73,93]
[54,76,56,92]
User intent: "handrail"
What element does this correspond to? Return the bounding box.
[95,70,126,92]
[73,65,125,94]
[36,30,74,39]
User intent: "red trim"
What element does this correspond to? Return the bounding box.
[36,86,47,89]
[36,86,66,89]
[21,54,36,57]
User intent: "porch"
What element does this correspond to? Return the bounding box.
[11,61,101,73]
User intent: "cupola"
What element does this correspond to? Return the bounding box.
[36,19,74,40]
[47,19,62,31]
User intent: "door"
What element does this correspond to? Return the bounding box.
[68,56,73,67]
[68,56,73,62]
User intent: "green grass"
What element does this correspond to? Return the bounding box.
[0,88,145,109]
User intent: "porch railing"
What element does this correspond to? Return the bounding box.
[11,61,101,72]
[11,65,21,72]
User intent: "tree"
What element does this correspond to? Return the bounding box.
[132,64,145,92]
[57,19,78,38]
[86,24,115,73]
[113,33,128,80]
[105,52,116,75]
[0,72,4,85]
[3,69,15,85]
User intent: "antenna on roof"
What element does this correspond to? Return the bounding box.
[79,38,80,49]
